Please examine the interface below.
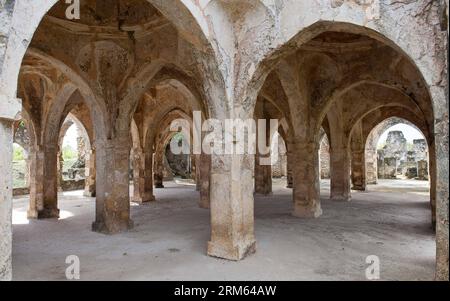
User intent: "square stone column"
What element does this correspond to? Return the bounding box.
[132,148,155,204]
[57,149,64,192]
[194,154,201,191]
[365,148,378,184]
[330,147,351,202]
[286,149,293,188]
[153,154,164,188]
[133,149,155,204]
[144,150,156,202]
[92,138,133,234]
[84,149,96,197]
[207,153,256,260]
[254,153,272,195]
[198,153,211,209]
[0,119,14,281]
[292,141,322,218]
[41,144,60,218]
[0,95,21,280]
[27,148,44,218]
[351,149,366,191]
[434,105,449,281]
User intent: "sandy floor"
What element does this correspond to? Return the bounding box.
[12,178,435,281]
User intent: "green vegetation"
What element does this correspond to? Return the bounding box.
[62,145,78,160]
[13,144,25,161]
[173,132,184,143]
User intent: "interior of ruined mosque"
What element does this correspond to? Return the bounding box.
[0,0,448,281]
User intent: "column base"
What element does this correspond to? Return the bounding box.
[292,204,322,218]
[27,209,39,219]
[32,207,60,219]
[155,183,164,188]
[92,219,134,234]
[351,185,366,191]
[207,239,256,261]
[133,194,155,204]
[331,195,351,202]
[286,183,293,188]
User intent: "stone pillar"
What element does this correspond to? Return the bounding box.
[84,149,96,197]
[24,156,30,187]
[154,154,164,188]
[144,150,156,202]
[57,149,64,192]
[292,141,322,218]
[254,153,272,195]
[194,154,201,191]
[198,153,211,209]
[351,149,366,191]
[132,148,155,204]
[40,145,60,218]
[92,137,133,234]
[0,119,14,280]
[428,142,437,230]
[0,96,21,281]
[330,147,351,201]
[286,149,293,188]
[27,148,44,218]
[281,152,287,177]
[365,147,378,184]
[207,153,256,260]
[132,148,142,202]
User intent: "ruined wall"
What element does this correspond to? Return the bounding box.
[377,131,429,180]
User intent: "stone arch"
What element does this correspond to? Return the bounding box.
[242,21,435,147]
[357,110,437,228]
[322,77,432,201]
[140,71,210,155]
[248,17,443,113]
[37,87,87,218]
[152,109,193,186]
[26,49,108,144]
[58,113,92,154]
[243,20,442,261]
[317,80,431,142]
[57,113,92,192]
[2,0,227,114]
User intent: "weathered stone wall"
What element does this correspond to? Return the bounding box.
[377,131,429,180]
